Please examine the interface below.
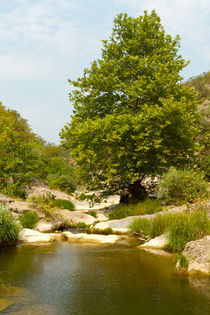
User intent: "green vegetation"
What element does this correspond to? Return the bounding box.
[178,253,189,269]
[76,222,87,228]
[60,10,198,203]
[167,209,209,252]
[52,199,75,211]
[0,205,20,246]
[87,210,97,218]
[109,199,162,219]
[85,226,113,235]
[129,207,210,252]
[186,71,210,99]
[158,168,208,205]
[19,211,39,229]
[0,102,76,198]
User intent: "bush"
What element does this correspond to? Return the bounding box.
[0,205,20,246]
[109,199,162,219]
[19,211,39,229]
[158,168,208,205]
[52,199,75,211]
[167,209,210,252]
[47,173,75,194]
[76,222,87,228]
[129,218,151,238]
[89,227,113,235]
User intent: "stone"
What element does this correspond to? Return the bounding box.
[177,235,210,275]
[35,220,62,233]
[18,228,54,244]
[62,231,121,244]
[140,233,169,249]
[54,209,97,225]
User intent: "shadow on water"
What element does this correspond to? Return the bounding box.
[0,242,209,315]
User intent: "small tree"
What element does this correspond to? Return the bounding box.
[60,10,199,202]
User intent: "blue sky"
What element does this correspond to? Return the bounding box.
[0,0,209,143]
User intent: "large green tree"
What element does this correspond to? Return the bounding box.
[60,10,199,202]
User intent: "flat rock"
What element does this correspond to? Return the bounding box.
[18,228,54,244]
[62,231,121,244]
[140,233,169,249]
[178,235,210,275]
[54,209,97,225]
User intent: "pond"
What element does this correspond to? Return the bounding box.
[0,242,209,314]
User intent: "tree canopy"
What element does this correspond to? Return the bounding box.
[60,10,199,201]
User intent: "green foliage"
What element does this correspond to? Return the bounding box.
[52,199,75,211]
[89,227,114,235]
[0,205,20,246]
[19,211,39,229]
[76,222,87,228]
[178,253,189,269]
[129,218,151,238]
[158,168,208,205]
[87,210,97,218]
[150,213,174,238]
[61,11,198,200]
[109,199,162,219]
[168,209,210,252]
[186,71,210,99]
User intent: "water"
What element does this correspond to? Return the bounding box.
[0,242,209,314]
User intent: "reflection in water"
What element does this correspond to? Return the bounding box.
[0,242,209,315]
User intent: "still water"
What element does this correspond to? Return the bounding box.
[0,242,209,315]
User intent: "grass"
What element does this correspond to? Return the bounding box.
[129,206,210,252]
[178,253,189,269]
[109,199,162,220]
[87,227,114,235]
[0,205,20,246]
[19,211,39,229]
[87,210,97,218]
[52,199,75,211]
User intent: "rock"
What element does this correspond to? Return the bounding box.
[177,236,210,275]
[95,213,108,221]
[62,231,121,244]
[7,200,33,214]
[54,209,97,225]
[35,220,62,233]
[18,228,54,244]
[0,298,13,311]
[94,205,187,232]
[140,233,169,249]
[0,193,13,204]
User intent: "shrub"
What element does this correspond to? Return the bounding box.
[52,199,75,211]
[167,209,210,252]
[109,204,134,219]
[87,210,97,218]
[30,193,55,207]
[178,253,189,269]
[0,205,20,246]
[129,218,151,238]
[158,168,208,205]
[19,211,39,229]
[47,173,75,194]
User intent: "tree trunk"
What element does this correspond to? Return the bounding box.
[120,180,147,204]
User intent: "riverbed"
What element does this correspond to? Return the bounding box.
[0,242,209,314]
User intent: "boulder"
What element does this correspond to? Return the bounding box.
[62,231,121,244]
[140,233,169,249]
[18,228,54,244]
[35,220,62,233]
[54,209,97,225]
[177,235,210,275]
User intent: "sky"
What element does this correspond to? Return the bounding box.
[0,0,209,144]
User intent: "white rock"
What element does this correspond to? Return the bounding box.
[62,231,120,244]
[140,233,169,249]
[18,228,54,244]
[55,209,97,225]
